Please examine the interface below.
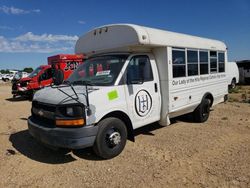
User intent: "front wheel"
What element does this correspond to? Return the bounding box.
[93,117,127,159]
[193,98,211,123]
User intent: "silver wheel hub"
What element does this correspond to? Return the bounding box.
[109,132,121,145]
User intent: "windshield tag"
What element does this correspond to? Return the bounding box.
[96,70,110,76]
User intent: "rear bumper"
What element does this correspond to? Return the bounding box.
[28,116,98,149]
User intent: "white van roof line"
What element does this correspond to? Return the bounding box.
[75,24,227,55]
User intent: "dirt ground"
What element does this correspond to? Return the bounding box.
[0,83,249,188]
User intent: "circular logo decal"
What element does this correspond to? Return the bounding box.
[135,90,152,117]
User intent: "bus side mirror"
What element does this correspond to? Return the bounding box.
[53,69,64,85]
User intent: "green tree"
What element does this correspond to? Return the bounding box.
[0,69,10,74]
[23,67,33,73]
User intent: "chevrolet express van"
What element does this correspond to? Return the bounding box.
[28,24,228,159]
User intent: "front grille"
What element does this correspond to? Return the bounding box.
[32,101,56,112]
[32,101,56,128]
[20,81,28,87]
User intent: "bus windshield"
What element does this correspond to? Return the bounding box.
[67,55,128,86]
[28,67,42,78]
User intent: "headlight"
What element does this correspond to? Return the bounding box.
[66,107,74,116]
[57,105,84,118]
[56,105,85,127]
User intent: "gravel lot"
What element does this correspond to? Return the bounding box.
[0,84,250,187]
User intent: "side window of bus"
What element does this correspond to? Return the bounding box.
[172,49,186,78]
[218,52,225,72]
[200,51,209,75]
[210,51,217,73]
[187,50,198,76]
[127,55,153,83]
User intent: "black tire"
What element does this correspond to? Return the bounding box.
[230,79,236,89]
[24,90,34,100]
[93,117,127,159]
[193,98,211,123]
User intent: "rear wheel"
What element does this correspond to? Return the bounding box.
[193,98,211,123]
[230,79,236,89]
[93,117,127,159]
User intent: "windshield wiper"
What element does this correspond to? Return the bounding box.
[71,80,94,115]
[72,80,94,86]
[63,80,71,85]
[50,80,81,104]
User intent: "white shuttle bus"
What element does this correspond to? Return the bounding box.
[28,24,228,159]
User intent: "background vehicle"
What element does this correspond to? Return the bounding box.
[12,54,84,98]
[28,24,228,159]
[227,62,239,89]
[12,71,29,83]
[236,60,250,84]
[48,54,84,85]
[2,70,18,82]
[2,74,14,82]
[12,65,51,98]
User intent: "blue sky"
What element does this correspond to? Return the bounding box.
[0,0,249,70]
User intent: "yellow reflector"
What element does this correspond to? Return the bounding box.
[56,119,84,127]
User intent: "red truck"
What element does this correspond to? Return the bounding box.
[12,54,84,98]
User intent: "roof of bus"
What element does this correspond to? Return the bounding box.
[75,24,227,55]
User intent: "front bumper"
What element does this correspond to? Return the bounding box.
[12,87,30,96]
[28,116,98,149]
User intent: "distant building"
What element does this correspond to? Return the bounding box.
[236,60,250,84]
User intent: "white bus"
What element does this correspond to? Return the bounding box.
[28,24,228,159]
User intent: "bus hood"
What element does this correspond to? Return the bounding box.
[33,85,97,105]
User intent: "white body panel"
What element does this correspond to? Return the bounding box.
[227,62,239,84]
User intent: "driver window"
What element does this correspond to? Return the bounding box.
[41,68,53,81]
[127,55,153,83]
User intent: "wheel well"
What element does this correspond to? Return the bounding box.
[232,77,236,82]
[100,111,135,142]
[203,93,214,107]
